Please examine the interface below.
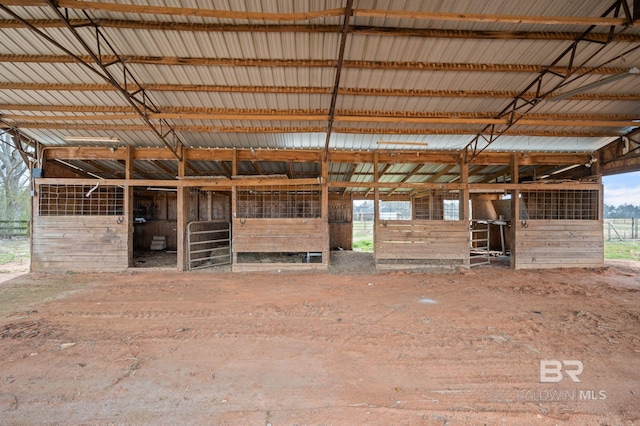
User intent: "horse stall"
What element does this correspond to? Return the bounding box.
[374,186,470,269]
[513,186,603,269]
[231,181,329,272]
[32,183,128,272]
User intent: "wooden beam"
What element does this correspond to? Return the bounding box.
[3,19,640,43]
[0,54,628,75]
[43,146,127,160]
[82,160,120,179]
[40,146,595,168]
[3,83,639,101]
[151,160,177,178]
[54,1,346,21]
[353,9,626,26]
[2,2,624,26]
[7,112,636,128]
[477,166,511,183]
[0,19,640,43]
[250,161,263,176]
[4,104,638,123]
[4,121,620,138]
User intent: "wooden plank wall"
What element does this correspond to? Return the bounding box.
[32,216,128,272]
[329,196,352,250]
[232,218,328,271]
[514,220,604,269]
[375,220,470,269]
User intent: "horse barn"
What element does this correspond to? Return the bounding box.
[0,0,639,274]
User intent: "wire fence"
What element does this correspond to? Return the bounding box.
[0,221,29,239]
[604,218,639,241]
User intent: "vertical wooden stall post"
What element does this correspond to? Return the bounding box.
[176,148,188,271]
[373,152,379,255]
[321,158,330,266]
[510,154,519,269]
[124,146,134,267]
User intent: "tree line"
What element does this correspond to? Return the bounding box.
[604,204,640,219]
[0,132,30,222]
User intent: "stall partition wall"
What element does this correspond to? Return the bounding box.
[231,183,330,272]
[374,188,470,269]
[513,188,603,269]
[32,184,128,272]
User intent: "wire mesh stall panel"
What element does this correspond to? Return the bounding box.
[375,187,469,269]
[32,184,128,272]
[521,189,598,220]
[232,184,328,271]
[39,184,124,216]
[236,184,321,219]
[412,189,461,220]
[515,188,603,269]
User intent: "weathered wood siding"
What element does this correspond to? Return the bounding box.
[232,218,328,271]
[233,218,327,252]
[375,220,469,268]
[514,220,603,269]
[329,196,352,250]
[32,216,128,272]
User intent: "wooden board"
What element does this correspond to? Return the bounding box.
[375,220,469,267]
[32,215,128,272]
[514,220,603,269]
[232,218,328,253]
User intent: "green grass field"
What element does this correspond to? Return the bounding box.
[352,220,374,252]
[0,238,30,265]
[604,240,640,261]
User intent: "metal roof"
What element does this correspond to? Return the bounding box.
[0,0,638,159]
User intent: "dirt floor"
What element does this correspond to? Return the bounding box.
[0,253,639,425]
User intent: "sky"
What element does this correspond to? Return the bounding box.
[603,171,640,206]
[352,171,640,207]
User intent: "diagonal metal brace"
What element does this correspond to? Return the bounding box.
[0,1,184,160]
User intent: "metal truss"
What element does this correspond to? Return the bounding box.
[463,0,639,162]
[0,118,38,166]
[323,0,354,161]
[0,1,184,160]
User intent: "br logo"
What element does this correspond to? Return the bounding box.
[539,360,584,383]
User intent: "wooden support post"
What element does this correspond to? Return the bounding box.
[373,151,379,256]
[511,153,519,184]
[231,148,238,265]
[321,158,329,266]
[231,148,238,177]
[460,155,469,221]
[509,154,520,269]
[510,189,520,270]
[124,146,134,267]
[176,146,188,271]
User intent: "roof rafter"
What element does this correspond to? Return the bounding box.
[1,54,633,75]
[4,19,640,42]
[3,112,636,128]
[2,1,627,26]
[0,121,621,138]
[2,82,638,101]
[3,104,639,122]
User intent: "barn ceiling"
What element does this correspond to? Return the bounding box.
[0,0,639,166]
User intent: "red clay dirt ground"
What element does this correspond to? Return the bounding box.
[0,254,639,425]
